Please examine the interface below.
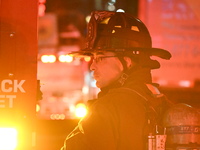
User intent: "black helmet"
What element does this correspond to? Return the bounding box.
[70,11,171,69]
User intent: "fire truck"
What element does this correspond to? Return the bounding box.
[0,0,38,149]
[0,1,93,149]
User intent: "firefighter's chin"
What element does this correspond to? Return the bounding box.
[95,80,110,89]
[95,79,106,88]
[95,80,101,88]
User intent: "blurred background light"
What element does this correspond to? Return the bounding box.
[38,4,46,17]
[84,56,91,62]
[58,55,73,63]
[82,85,89,95]
[50,114,66,120]
[36,104,40,112]
[179,80,192,88]
[41,55,56,63]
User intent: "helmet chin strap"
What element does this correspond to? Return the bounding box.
[116,55,141,86]
[117,56,128,72]
[116,56,130,86]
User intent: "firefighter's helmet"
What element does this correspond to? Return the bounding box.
[163,103,200,147]
[70,11,171,69]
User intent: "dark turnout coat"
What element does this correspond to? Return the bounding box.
[61,68,170,150]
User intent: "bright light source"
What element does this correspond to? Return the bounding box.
[116,9,125,12]
[58,55,66,62]
[85,15,91,23]
[0,128,18,150]
[36,104,40,112]
[48,55,56,63]
[41,55,48,63]
[75,103,87,118]
[41,55,56,63]
[58,55,73,63]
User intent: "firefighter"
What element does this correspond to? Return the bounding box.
[61,11,172,150]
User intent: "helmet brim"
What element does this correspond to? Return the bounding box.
[68,47,171,60]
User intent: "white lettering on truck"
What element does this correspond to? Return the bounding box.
[0,80,26,108]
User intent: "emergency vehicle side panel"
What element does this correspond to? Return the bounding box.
[0,0,38,149]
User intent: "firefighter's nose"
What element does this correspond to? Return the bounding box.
[90,61,96,71]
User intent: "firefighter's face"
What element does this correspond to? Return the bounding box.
[90,52,124,88]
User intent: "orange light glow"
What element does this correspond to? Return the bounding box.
[38,4,46,17]
[36,104,40,112]
[84,57,91,62]
[0,128,18,150]
[50,114,65,120]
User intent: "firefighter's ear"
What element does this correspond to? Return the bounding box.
[124,57,135,69]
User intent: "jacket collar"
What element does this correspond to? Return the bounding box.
[98,67,152,97]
